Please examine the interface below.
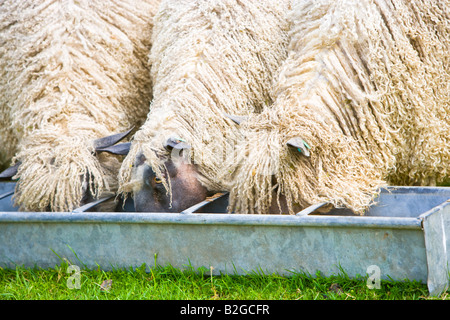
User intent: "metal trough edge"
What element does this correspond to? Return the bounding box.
[419,199,450,220]
[0,211,423,230]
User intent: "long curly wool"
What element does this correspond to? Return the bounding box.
[0,0,160,211]
[223,0,449,215]
[119,0,291,199]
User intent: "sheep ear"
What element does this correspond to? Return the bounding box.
[164,137,191,150]
[287,137,311,157]
[0,161,21,179]
[93,127,134,150]
[223,113,249,125]
[95,142,131,155]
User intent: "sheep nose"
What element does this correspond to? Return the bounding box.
[134,153,147,167]
[142,164,153,187]
[132,154,152,187]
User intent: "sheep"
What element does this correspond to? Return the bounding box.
[222,0,450,215]
[0,0,161,212]
[118,0,291,212]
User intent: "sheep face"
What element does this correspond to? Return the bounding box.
[132,148,211,213]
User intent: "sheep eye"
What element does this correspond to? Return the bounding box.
[153,177,163,184]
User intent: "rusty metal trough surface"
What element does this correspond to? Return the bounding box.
[0,182,449,296]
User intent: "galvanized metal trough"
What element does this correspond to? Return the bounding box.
[0,182,449,296]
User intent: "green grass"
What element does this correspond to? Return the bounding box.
[0,261,445,300]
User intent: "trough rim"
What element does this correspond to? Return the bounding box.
[0,210,423,230]
[1,185,449,230]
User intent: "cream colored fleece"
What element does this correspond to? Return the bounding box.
[119,0,292,203]
[0,0,161,211]
[223,0,449,215]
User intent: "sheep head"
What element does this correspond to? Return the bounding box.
[0,128,133,211]
[131,138,213,213]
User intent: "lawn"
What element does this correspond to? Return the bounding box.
[0,261,443,300]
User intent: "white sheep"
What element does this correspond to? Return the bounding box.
[118,0,291,212]
[0,0,161,211]
[222,0,450,215]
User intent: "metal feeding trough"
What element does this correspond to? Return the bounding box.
[0,182,449,296]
